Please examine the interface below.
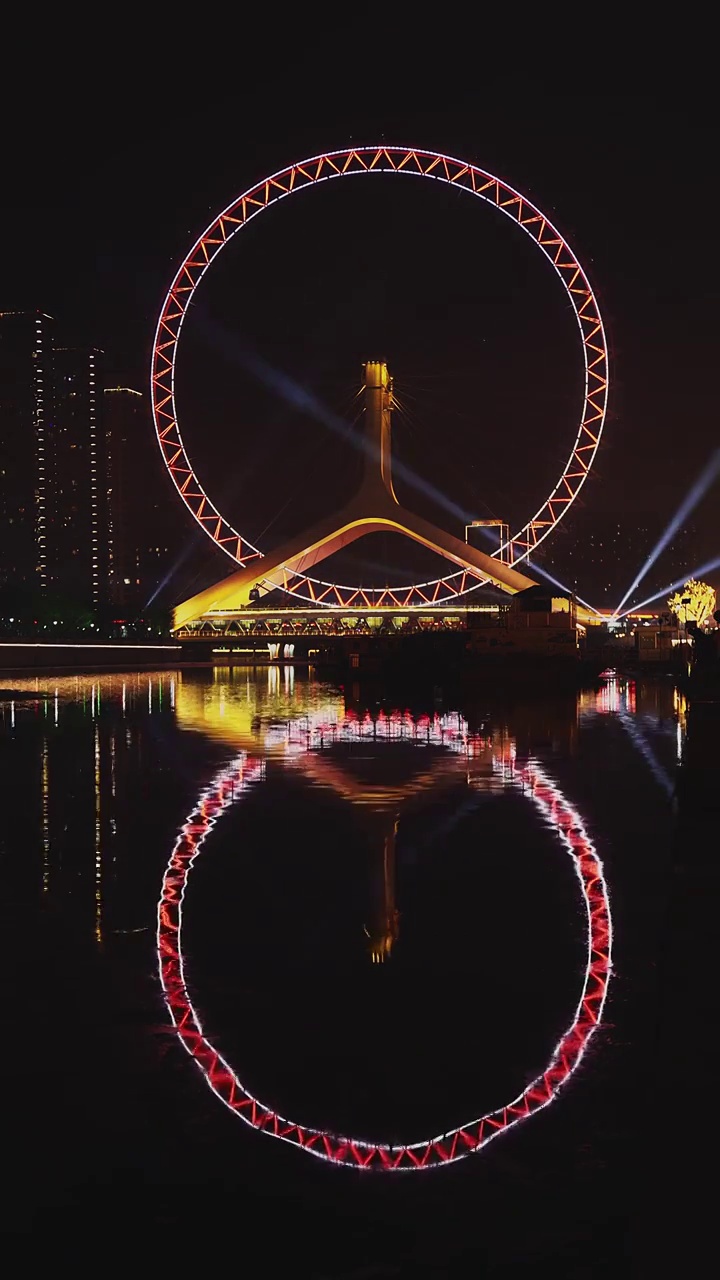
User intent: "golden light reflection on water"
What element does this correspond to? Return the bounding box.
[175,666,346,753]
[1,665,688,963]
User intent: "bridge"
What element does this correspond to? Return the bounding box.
[171,360,594,652]
[175,599,582,670]
[177,605,486,641]
[173,360,538,633]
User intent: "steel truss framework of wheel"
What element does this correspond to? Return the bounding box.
[151,147,609,610]
[157,723,612,1171]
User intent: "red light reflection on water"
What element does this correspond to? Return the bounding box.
[592,675,636,716]
[158,716,612,1171]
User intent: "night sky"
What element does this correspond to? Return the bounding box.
[2,47,719,1267]
[3,64,717,603]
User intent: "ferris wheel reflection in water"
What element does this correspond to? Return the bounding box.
[158,682,613,1171]
[6,667,684,985]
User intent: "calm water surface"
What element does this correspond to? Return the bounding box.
[0,666,714,1267]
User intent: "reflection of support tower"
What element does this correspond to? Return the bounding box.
[173,360,535,629]
[365,816,400,964]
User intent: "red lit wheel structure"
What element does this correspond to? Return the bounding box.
[157,727,612,1170]
[151,147,609,608]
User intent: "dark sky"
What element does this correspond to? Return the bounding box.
[3,55,717,600]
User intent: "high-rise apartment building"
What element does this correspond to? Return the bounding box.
[0,310,54,598]
[2,313,183,628]
[50,347,106,616]
[0,318,110,619]
[103,386,143,610]
[103,385,179,619]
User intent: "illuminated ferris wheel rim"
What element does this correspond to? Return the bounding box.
[157,731,612,1171]
[151,145,609,607]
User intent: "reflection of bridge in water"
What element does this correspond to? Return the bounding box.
[175,679,516,963]
[174,360,535,632]
[175,673,513,758]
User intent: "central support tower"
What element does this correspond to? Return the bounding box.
[362,359,397,503]
[173,361,536,630]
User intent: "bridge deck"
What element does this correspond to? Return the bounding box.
[175,605,500,640]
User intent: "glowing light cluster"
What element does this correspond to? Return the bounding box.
[579,677,673,796]
[152,146,608,608]
[158,724,612,1171]
[34,314,51,591]
[668,578,716,626]
[261,708,479,761]
[614,449,720,617]
[294,707,471,749]
[613,554,720,621]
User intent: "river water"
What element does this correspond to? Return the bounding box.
[0,666,715,1268]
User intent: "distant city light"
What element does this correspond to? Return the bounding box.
[527,561,603,615]
[0,642,181,650]
[614,448,720,616]
[614,553,720,620]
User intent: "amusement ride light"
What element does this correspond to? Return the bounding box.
[151,146,609,609]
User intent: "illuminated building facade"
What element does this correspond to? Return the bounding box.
[0,310,54,598]
[131,542,173,612]
[50,347,107,617]
[103,386,142,610]
[1,318,178,628]
[102,386,178,620]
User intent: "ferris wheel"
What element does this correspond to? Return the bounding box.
[151,147,608,610]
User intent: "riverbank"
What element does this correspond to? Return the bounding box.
[0,641,182,672]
